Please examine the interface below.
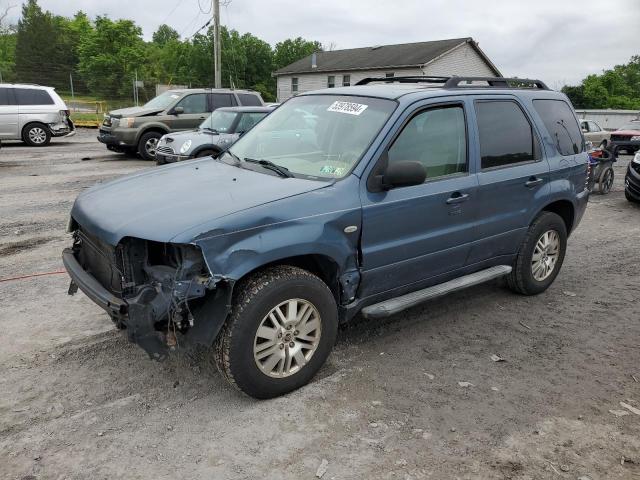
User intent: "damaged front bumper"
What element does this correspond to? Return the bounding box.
[63,233,232,360]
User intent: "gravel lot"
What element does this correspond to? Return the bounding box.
[1,129,639,480]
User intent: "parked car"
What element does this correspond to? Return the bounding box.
[98,88,264,160]
[63,76,589,399]
[625,151,640,203]
[0,83,74,146]
[580,119,610,148]
[155,106,274,165]
[610,120,640,155]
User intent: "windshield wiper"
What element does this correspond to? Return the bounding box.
[244,158,294,178]
[202,127,218,133]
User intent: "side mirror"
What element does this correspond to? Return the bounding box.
[581,127,588,133]
[172,106,184,115]
[237,130,246,137]
[382,161,426,189]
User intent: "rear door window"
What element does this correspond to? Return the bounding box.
[237,93,262,106]
[15,88,54,106]
[533,99,583,156]
[0,88,15,105]
[475,100,538,169]
[211,93,236,109]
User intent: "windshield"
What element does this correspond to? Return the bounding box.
[200,110,238,132]
[227,95,396,179]
[143,91,182,110]
[619,122,640,131]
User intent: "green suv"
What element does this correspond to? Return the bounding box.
[98,88,264,160]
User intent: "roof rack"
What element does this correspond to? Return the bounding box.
[355,76,549,90]
[356,76,450,86]
[444,76,549,90]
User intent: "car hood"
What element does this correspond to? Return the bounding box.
[71,159,329,245]
[162,129,235,150]
[108,106,163,118]
[613,129,640,135]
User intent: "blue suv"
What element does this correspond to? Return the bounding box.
[63,76,589,398]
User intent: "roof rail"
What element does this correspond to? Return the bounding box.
[355,76,549,90]
[355,76,450,86]
[443,76,549,90]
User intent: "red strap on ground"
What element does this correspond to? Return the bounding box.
[0,270,67,283]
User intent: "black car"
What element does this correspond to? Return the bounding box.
[625,152,640,203]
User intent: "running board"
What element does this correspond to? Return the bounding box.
[361,265,512,319]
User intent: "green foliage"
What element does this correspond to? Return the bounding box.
[563,56,640,110]
[0,0,321,101]
[274,37,322,70]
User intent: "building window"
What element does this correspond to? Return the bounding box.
[291,77,298,93]
[342,75,351,87]
[385,72,395,78]
[327,75,335,88]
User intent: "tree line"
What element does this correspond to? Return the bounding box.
[562,55,640,110]
[0,0,322,102]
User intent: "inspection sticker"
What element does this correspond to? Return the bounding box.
[327,101,368,116]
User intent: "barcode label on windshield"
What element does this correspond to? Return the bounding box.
[327,101,368,116]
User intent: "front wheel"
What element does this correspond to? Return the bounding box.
[508,212,567,295]
[598,167,614,194]
[213,266,338,399]
[137,131,163,161]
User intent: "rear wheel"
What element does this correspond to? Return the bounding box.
[508,212,567,295]
[598,167,614,194]
[213,266,338,399]
[138,131,163,161]
[23,123,51,146]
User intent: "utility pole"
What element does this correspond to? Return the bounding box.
[69,73,75,106]
[212,0,221,88]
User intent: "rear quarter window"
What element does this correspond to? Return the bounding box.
[0,88,15,105]
[237,93,262,106]
[15,88,55,106]
[533,99,583,156]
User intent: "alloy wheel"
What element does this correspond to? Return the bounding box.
[253,298,322,378]
[28,127,47,144]
[531,229,560,281]
[145,137,159,157]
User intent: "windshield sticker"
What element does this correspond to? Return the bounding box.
[327,101,368,116]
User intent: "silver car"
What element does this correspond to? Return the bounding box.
[155,106,274,165]
[580,119,610,148]
[0,84,75,146]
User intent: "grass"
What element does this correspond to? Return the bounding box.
[70,112,103,127]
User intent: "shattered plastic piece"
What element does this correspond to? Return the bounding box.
[491,386,500,392]
[563,290,577,297]
[424,373,435,380]
[458,381,473,388]
[490,354,505,362]
[315,458,329,478]
[620,401,640,415]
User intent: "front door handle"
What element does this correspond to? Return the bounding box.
[525,177,544,188]
[446,192,469,204]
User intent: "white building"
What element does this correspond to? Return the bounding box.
[273,37,501,102]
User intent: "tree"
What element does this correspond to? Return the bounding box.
[77,16,147,98]
[273,37,322,70]
[152,24,179,46]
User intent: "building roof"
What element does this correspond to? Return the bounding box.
[273,38,501,76]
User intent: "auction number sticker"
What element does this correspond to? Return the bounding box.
[327,101,368,116]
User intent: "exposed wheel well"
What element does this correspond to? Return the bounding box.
[137,128,168,143]
[237,255,341,302]
[541,200,574,234]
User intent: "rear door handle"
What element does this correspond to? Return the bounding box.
[446,192,469,204]
[525,177,544,188]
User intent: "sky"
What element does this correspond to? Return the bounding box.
[5,0,640,88]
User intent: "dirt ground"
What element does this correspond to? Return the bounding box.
[1,129,639,480]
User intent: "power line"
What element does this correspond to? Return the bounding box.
[158,0,188,27]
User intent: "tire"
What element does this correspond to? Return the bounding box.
[507,212,567,296]
[598,167,614,194]
[195,149,217,158]
[137,131,163,161]
[22,123,51,146]
[626,190,640,204]
[214,265,338,399]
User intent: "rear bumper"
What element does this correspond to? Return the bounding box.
[51,119,76,137]
[572,187,590,233]
[62,248,127,317]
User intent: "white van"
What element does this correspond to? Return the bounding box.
[0,84,75,146]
